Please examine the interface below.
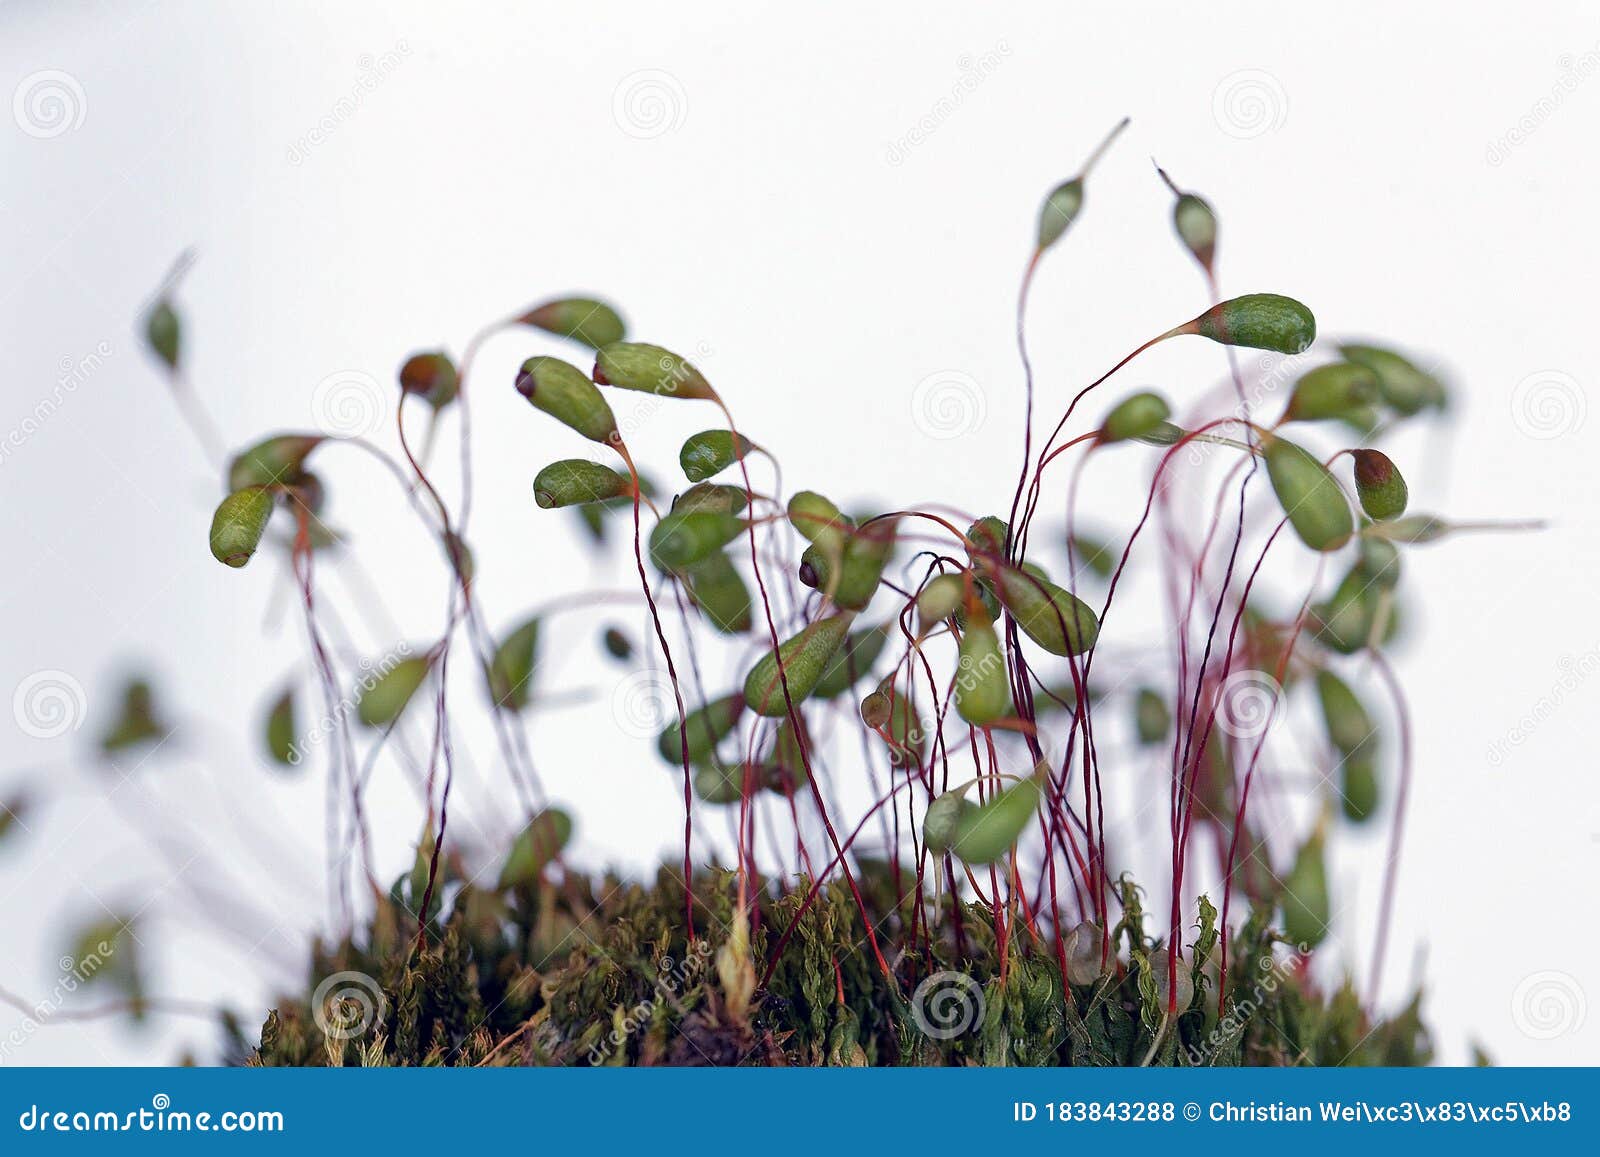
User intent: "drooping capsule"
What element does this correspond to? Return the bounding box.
[518,297,626,350]
[516,355,619,444]
[787,490,852,554]
[1281,362,1379,423]
[1338,343,1443,416]
[922,790,977,855]
[679,430,756,483]
[954,608,1010,726]
[488,617,541,711]
[948,767,1045,864]
[145,300,181,370]
[209,486,275,568]
[1314,669,1374,755]
[656,693,745,765]
[398,351,459,409]
[1098,390,1172,443]
[226,434,324,492]
[593,341,717,401]
[807,520,896,611]
[991,564,1100,656]
[916,574,966,631]
[681,551,753,633]
[356,656,431,728]
[1134,687,1171,745]
[813,624,890,699]
[672,482,749,516]
[1280,828,1331,948]
[264,687,297,765]
[533,459,635,509]
[648,510,745,573]
[743,612,854,716]
[1352,449,1408,521]
[497,808,574,887]
[1261,434,1354,551]
[1188,293,1316,356]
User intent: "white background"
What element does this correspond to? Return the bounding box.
[1,1,1596,1066]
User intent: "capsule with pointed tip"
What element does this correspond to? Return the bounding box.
[226,434,324,492]
[681,551,752,633]
[498,808,573,886]
[1187,293,1316,356]
[1172,192,1217,274]
[516,355,618,444]
[1036,178,1085,253]
[1352,449,1408,521]
[533,459,634,509]
[656,693,745,765]
[1261,434,1354,551]
[1339,343,1444,415]
[489,617,540,711]
[679,430,755,482]
[398,351,458,409]
[1280,829,1330,947]
[1098,391,1172,443]
[145,300,180,370]
[648,510,745,573]
[356,656,430,728]
[948,767,1045,864]
[954,608,1010,726]
[743,612,853,716]
[1282,363,1379,423]
[519,297,626,350]
[593,341,717,400]
[209,486,274,568]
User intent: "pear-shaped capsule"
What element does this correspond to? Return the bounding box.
[1261,434,1354,551]
[1280,829,1331,948]
[1098,390,1172,443]
[533,459,634,509]
[679,430,756,483]
[1314,669,1373,755]
[923,790,977,855]
[488,617,540,711]
[398,351,458,409]
[682,551,753,633]
[948,767,1045,865]
[1282,362,1378,423]
[356,656,430,728]
[991,565,1100,656]
[813,624,890,698]
[656,693,745,765]
[1189,293,1316,356]
[955,609,1010,726]
[1037,178,1085,253]
[516,356,618,444]
[743,613,853,716]
[648,510,745,573]
[1353,449,1408,521]
[519,297,626,350]
[145,300,181,370]
[1135,687,1170,745]
[1171,193,1217,273]
[1339,343,1443,416]
[265,687,297,765]
[917,574,966,631]
[226,434,324,492]
[593,342,717,401]
[100,678,169,753]
[498,808,573,887]
[209,486,274,568]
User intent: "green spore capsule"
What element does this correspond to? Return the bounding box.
[593,341,717,401]
[1135,421,1186,446]
[1282,362,1379,423]
[743,612,854,716]
[859,685,892,729]
[763,714,812,794]
[1188,293,1316,355]
[1340,753,1380,823]
[1356,535,1402,591]
[1261,434,1354,551]
[209,486,274,568]
[145,300,181,370]
[488,617,540,711]
[1135,687,1171,745]
[100,678,168,753]
[692,759,745,804]
[829,522,897,611]
[516,356,618,444]
[1099,391,1173,443]
[1037,178,1085,253]
[1372,514,1450,544]
[877,680,926,769]
[682,551,753,633]
[1173,195,1217,273]
[498,808,574,887]
[992,565,1100,657]
[226,434,324,492]
[1315,669,1374,755]
[787,490,852,553]
[265,687,297,765]
[1281,828,1331,948]
[656,693,745,765]
[679,429,756,483]
[917,574,966,631]
[602,626,633,660]
[356,656,430,728]
[672,482,748,516]
[1339,343,1443,416]
[813,624,890,699]
[923,791,977,855]
[533,459,634,509]
[1353,449,1408,521]
[949,767,1045,865]
[965,515,1009,561]
[519,297,626,350]
[648,510,745,572]
[1071,534,1116,579]
[398,351,459,409]
[954,609,1010,726]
